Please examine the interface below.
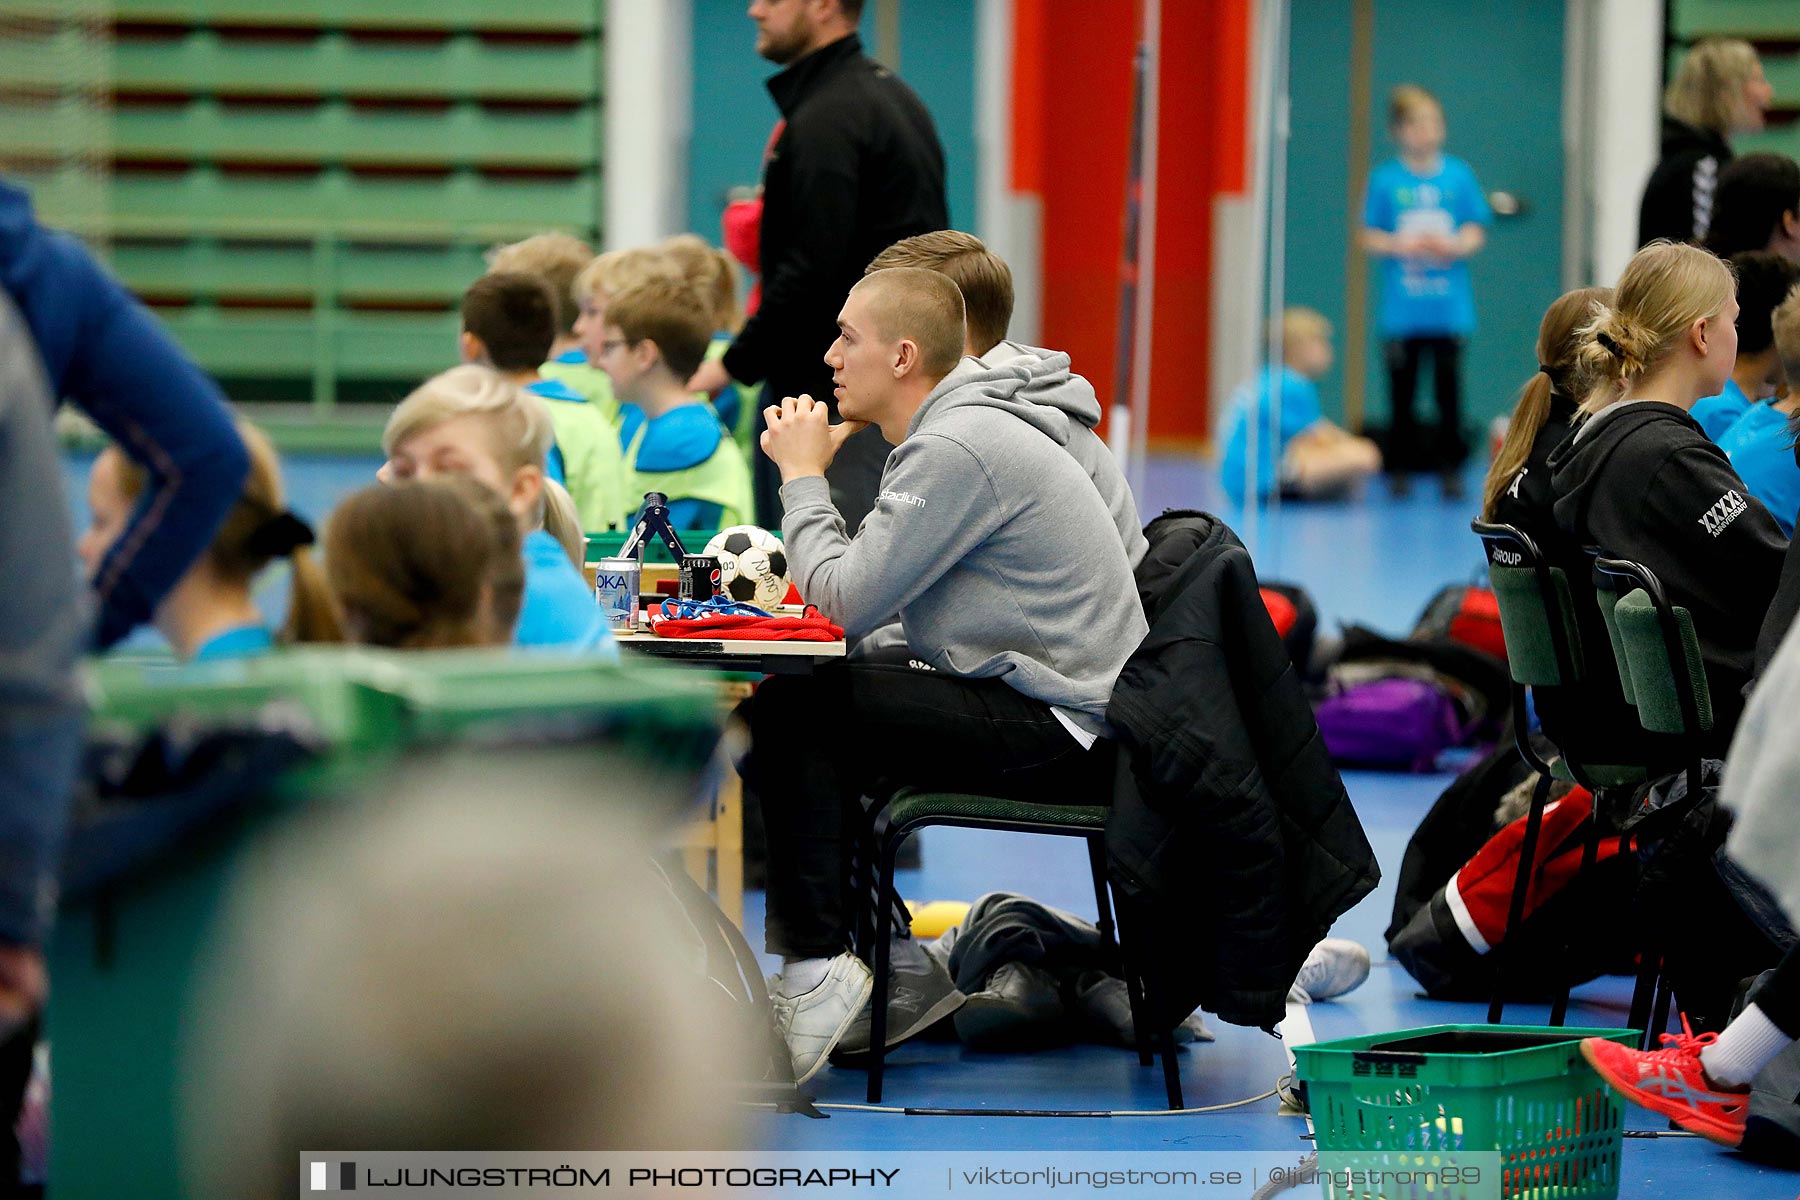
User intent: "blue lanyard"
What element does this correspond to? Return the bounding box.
[656,596,772,621]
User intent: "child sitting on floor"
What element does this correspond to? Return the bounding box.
[1218,308,1382,506]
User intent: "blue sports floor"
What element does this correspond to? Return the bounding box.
[740,459,1796,1197]
[59,450,1799,1195]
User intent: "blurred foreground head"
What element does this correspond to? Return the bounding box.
[183,749,749,1196]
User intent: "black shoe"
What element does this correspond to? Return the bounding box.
[1386,473,1412,498]
[953,962,1069,1051]
[1439,470,1466,500]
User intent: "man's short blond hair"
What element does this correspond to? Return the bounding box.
[383,364,554,476]
[865,231,1013,355]
[574,247,683,304]
[852,268,966,381]
[486,232,594,335]
[1772,284,1800,386]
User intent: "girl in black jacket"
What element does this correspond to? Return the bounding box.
[1483,286,1612,535]
[1482,285,1663,766]
[1549,242,1787,743]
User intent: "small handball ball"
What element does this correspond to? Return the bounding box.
[702,525,790,607]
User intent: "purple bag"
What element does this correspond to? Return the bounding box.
[1315,677,1468,773]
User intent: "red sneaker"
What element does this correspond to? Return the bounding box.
[1580,1018,1749,1147]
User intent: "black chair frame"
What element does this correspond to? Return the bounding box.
[1471,520,1609,1027]
[1593,554,1711,1048]
[852,801,1184,1110]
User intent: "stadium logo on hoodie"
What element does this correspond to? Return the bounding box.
[1699,489,1748,538]
[879,489,927,509]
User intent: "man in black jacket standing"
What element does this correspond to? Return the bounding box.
[688,0,948,532]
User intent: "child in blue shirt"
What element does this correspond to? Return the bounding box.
[1219,308,1382,505]
[1721,284,1800,533]
[78,420,339,661]
[325,477,530,649]
[1691,252,1800,440]
[1361,85,1492,497]
[379,365,614,656]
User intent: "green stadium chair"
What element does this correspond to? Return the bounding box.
[1592,556,1716,1048]
[1472,521,1642,1028]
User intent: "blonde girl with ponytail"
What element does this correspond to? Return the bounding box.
[1481,286,1612,525]
[77,420,342,660]
[1546,240,1785,742]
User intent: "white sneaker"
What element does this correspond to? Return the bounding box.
[1288,938,1370,1005]
[770,953,874,1084]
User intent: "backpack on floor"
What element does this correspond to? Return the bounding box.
[1259,580,1319,678]
[1414,584,1508,663]
[1387,785,1637,999]
[1315,676,1470,773]
[1318,621,1512,762]
[1385,737,1543,945]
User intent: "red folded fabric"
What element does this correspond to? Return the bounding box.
[1444,785,1624,954]
[649,608,844,642]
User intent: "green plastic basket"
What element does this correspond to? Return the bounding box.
[1292,1024,1638,1200]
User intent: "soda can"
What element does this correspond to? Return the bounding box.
[679,554,722,602]
[594,557,641,630]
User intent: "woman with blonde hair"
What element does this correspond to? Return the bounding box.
[1480,286,1665,764]
[1639,38,1774,246]
[325,477,525,650]
[1548,241,1785,742]
[78,420,341,660]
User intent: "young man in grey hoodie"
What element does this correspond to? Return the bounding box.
[746,268,1146,1082]
[867,230,1147,566]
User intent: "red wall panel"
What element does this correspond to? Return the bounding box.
[1020,0,1254,447]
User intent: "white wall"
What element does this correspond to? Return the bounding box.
[974,0,1042,345]
[604,0,693,249]
[1584,0,1663,284]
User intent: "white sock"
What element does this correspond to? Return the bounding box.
[778,956,832,995]
[1699,1003,1791,1088]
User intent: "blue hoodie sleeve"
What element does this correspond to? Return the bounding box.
[10,223,249,648]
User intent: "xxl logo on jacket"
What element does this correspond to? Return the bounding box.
[1698,489,1748,538]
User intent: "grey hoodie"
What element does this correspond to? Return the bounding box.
[781,358,1148,720]
[981,341,1148,567]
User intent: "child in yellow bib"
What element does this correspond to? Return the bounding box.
[597,278,753,531]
